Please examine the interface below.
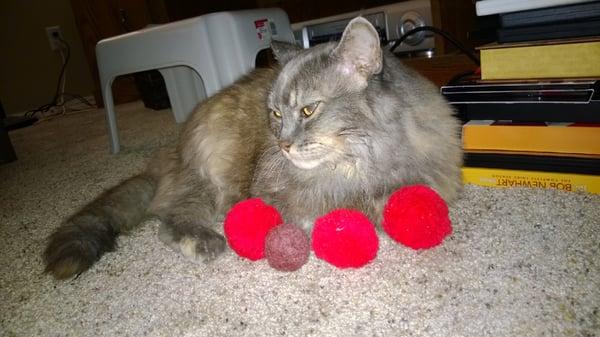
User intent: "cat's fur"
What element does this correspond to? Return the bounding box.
[44,18,462,279]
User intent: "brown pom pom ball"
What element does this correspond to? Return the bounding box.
[264,223,310,272]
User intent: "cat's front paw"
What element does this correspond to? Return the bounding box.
[160,223,227,263]
[180,232,227,263]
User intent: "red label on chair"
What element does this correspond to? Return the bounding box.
[254,19,270,40]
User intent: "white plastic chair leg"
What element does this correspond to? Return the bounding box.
[101,78,120,154]
[158,66,207,123]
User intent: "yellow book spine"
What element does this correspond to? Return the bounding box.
[480,41,600,80]
[462,124,600,156]
[462,167,600,194]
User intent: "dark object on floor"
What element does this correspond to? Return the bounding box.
[1,100,37,164]
[3,115,38,131]
[0,121,17,164]
[134,70,171,110]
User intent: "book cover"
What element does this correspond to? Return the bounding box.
[462,121,600,155]
[475,0,595,16]
[462,167,600,194]
[441,79,597,103]
[499,1,600,27]
[496,19,600,44]
[478,38,600,80]
[441,80,600,123]
[464,152,600,175]
[453,102,600,124]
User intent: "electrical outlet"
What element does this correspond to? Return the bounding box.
[45,26,64,51]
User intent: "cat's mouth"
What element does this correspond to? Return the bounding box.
[281,148,328,170]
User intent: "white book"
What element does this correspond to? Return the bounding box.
[475,0,597,16]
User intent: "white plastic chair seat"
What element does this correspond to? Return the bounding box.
[96,8,294,153]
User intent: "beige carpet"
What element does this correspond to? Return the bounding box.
[1,102,599,337]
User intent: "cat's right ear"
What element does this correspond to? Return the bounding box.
[270,41,303,65]
[331,17,382,84]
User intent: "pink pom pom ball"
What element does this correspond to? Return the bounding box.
[224,198,282,260]
[383,185,452,250]
[311,209,379,269]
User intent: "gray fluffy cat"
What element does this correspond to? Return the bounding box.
[44,17,462,279]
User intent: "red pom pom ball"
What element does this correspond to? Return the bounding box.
[224,198,282,260]
[311,209,379,269]
[265,223,310,272]
[383,185,452,250]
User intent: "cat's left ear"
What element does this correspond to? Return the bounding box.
[332,17,383,81]
[271,40,303,65]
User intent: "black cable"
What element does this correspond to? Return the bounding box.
[24,37,95,118]
[390,26,480,66]
[25,95,94,118]
[53,95,90,108]
[51,36,70,106]
[25,36,76,118]
[61,92,94,107]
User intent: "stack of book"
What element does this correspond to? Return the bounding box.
[443,0,600,194]
[478,0,600,44]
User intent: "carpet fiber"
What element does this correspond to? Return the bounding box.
[1,102,599,337]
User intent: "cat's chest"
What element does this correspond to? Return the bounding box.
[276,163,366,200]
[250,147,370,200]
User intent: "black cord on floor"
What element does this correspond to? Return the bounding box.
[50,36,70,106]
[61,92,94,107]
[390,26,480,66]
[25,37,94,118]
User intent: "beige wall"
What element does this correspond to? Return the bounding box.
[0,0,95,114]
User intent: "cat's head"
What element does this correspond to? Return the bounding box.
[268,17,382,170]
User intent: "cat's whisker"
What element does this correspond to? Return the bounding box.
[266,153,286,187]
[255,144,287,189]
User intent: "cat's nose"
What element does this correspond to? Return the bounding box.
[278,140,292,152]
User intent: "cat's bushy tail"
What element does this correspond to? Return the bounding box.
[44,174,156,279]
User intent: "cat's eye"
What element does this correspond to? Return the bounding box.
[272,110,282,118]
[301,102,320,118]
